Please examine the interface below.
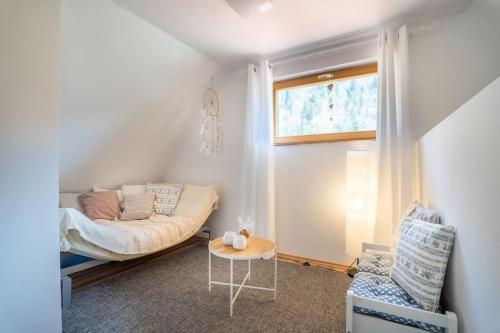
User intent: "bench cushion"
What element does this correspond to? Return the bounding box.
[357,253,393,276]
[391,218,456,312]
[350,272,444,333]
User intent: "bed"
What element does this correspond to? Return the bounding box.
[60,184,219,261]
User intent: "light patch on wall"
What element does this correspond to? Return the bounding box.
[345,150,376,258]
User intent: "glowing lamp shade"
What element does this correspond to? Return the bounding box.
[345,151,376,258]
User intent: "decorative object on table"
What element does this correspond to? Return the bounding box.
[237,216,255,236]
[345,150,376,278]
[239,229,250,238]
[200,77,221,155]
[232,235,248,250]
[223,231,237,245]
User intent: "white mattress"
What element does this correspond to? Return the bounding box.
[61,184,218,261]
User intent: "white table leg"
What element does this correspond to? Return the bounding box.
[248,259,251,281]
[274,252,277,300]
[230,258,234,317]
[208,249,212,292]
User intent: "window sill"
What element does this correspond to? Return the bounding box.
[273,130,376,146]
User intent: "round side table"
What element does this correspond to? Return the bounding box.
[208,236,277,316]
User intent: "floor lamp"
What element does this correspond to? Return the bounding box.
[345,150,375,277]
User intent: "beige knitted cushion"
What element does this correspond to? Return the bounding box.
[120,192,156,221]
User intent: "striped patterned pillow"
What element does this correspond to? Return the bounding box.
[146,183,184,216]
[391,218,456,312]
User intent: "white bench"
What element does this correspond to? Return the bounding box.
[345,242,458,333]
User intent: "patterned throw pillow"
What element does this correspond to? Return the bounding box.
[391,218,456,312]
[403,201,440,224]
[146,183,184,216]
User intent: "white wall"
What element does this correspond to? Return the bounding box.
[409,0,500,139]
[270,0,500,264]
[274,140,375,263]
[163,68,248,236]
[58,0,500,268]
[271,42,378,264]
[59,0,218,192]
[163,62,378,266]
[0,1,62,332]
[418,76,500,333]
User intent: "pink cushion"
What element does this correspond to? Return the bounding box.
[78,191,121,220]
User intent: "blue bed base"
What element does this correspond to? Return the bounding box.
[60,252,95,269]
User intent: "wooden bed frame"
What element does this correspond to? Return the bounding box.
[60,234,209,307]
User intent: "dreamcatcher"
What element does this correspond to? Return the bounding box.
[200,78,221,155]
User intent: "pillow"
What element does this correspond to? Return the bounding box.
[93,185,124,203]
[146,183,184,216]
[121,184,146,197]
[391,218,456,312]
[78,191,121,220]
[403,201,440,224]
[120,193,156,221]
[59,193,83,212]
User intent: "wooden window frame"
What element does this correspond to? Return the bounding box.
[273,63,378,146]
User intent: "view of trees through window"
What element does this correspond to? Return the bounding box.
[275,74,378,137]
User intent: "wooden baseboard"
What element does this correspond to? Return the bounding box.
[277,252,349,273]
[68,236,205,291]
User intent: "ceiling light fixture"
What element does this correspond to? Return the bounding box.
[258,0,274,12]
[226,0,274,18]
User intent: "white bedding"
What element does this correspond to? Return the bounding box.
[60,184,218,261]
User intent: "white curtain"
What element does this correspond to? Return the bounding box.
[374,26,413,244]
[239,60,275,241]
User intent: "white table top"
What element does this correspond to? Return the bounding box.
[209,236,276,260]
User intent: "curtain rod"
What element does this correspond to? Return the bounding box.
[269,20,440,67]
[269,37,378,67]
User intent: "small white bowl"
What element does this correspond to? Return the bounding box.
[223,231,236,246]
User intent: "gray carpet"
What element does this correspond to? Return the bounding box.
[63,244,351,333]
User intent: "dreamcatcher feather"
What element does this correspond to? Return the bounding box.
[200,87,221,155]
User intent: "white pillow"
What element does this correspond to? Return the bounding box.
[391,218,456,312]
[146,183,183,216]
[403,201,440,224]
[93,185,124,202]
[59,193,82,212]
[121,184,146,197]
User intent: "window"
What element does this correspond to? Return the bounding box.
[273,63,378,145]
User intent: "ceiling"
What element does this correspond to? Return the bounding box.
[113,0,471,64]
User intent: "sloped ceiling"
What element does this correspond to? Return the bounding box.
[113,0,471,64]
[59,0,219,191]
